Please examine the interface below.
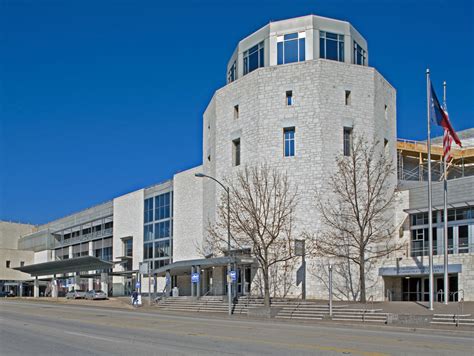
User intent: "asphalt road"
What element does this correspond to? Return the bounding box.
[0,300,473,355]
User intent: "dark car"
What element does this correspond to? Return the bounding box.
[0,290,15,297]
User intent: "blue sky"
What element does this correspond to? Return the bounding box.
[1,0,473,224]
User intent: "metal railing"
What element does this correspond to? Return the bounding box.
[410,244,474,257]
[363,295,374,322]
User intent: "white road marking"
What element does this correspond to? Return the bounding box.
[63,330,118,342]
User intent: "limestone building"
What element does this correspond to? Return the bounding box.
[2,15,473,302]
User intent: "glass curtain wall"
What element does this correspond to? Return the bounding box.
[144,192,173,270]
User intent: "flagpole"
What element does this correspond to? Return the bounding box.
[443,80,449,305]
[426,68,434,311]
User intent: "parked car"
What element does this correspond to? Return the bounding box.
[65,289,86,299]
[85,290,108,300]
[0,290,15,297]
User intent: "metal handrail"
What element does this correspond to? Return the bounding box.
[437,289,444,302]
[456,289,465,316]
[363,296,374,322]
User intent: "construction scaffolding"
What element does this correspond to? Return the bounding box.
[397,138,474,182]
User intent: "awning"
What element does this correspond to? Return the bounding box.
[404,200,474,214]
[152,256,258,277]
[13,256,114,277]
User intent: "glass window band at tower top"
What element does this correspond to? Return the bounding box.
[143,191,173,270]
[320,31,345,62]
[277,32,306,65]
[243,42,264,75]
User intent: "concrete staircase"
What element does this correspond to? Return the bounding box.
[431,314,474,327]
[155,296,249,315]
[155,296,389,323]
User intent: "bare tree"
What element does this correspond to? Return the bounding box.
[309,257,378,301]
[207,164,300,307]
[313,135,402,302]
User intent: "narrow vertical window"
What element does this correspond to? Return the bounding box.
[232,138,241,166]
[343,127,352,156]
[234,105,239,119]
[345,90,351,105]
[6,260,10,268]
[353,41,366,65]
[384,105,388,120]
[284,127,295,157]
[20,261,25,267]
[286,91,293,106]
[227,60,237,83]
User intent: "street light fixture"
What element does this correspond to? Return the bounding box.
[195,173,232,316]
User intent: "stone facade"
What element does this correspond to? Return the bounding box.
[203,58,396,299]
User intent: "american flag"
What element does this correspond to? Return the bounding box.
[430,84,462,148]
[443,128,453,161]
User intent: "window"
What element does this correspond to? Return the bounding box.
[6,260,10,268]
[343,127,352,156]
[458,225,469,254]
[20,261,25,267]
[320,31,344,62]
[232,138,241,166]
[284,127,295,157]
[144,198,153,223]
[155,220,171,239]
[411,228,437,256]
[154,240,171,259]
[353,41,366,65]
[277,32,305,65]
[243,42,264,75]
[155,192,171,221]
[345,90,351,105]
[144,242,153,260]
[286,91,293,106]
[384,105,388,120]
[144,224,153,241]
[227,60,236,83]
[384,138,389,148]
[234,105,239,119]
[448,227,454,254]
[411,212,437,226]
[124,239,133,257]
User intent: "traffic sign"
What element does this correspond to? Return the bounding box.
[229,270,237,282]
[135,282,141,289]
[191,273,200,283]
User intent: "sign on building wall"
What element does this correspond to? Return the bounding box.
[191,273,200,283]
[379,264,462,276]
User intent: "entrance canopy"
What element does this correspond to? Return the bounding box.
[153,256,258,277]
[13,256,113,277]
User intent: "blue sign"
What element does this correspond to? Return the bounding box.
[229,270,237,282]
[191,273,200,283]
[135,282,141,289]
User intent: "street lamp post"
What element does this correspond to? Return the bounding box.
[195,173,232,316]
[329,264,333,317]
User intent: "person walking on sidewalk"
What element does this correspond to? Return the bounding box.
[132,290,139,307]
